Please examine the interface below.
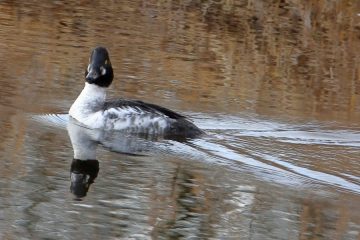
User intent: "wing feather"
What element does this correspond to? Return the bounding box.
[104,99,185,119]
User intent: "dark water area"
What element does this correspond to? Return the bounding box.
[0,1,359,239]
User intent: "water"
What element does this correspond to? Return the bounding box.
[0,1,359,239]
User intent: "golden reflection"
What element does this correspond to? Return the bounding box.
[0,0,357,121]
[0,1,358,238]
[299,197,360,240]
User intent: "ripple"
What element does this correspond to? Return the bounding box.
[31,113,69,129]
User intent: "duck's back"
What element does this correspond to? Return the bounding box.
[103,99,202,138]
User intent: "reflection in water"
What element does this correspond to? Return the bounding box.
[0,0,359,239]
[24,113,360,238]
[66,117,168,199]
[70,159,99,199]
[67,118,145,199]
[67,118,102,199]
[0,1,358,122]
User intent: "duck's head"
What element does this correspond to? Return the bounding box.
[85,47,114,87]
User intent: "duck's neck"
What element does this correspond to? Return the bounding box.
[69,83,107,119]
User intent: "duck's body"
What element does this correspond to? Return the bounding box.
[69,83,200,136]
[69,47,202,138]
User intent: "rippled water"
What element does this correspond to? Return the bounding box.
[0,1,359,239]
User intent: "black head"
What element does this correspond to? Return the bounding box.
[85,47,114,87]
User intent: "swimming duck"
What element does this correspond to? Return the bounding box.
[69,47,202,138]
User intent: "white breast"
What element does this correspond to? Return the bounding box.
[69,83,107,129]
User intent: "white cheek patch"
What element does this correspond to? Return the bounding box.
[87,64,91,72]
[100,66,106,75]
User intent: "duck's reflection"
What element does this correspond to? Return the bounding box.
[67,118,158,199]
[70,159,99,199]
[67,119,104,199]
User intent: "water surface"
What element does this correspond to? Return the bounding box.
[0,1,359,239]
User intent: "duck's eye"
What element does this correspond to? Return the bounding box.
[100,66,106,75]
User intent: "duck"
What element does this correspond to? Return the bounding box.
[69,47,203,138]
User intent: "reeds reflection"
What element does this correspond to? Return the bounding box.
[0,0,358,238]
